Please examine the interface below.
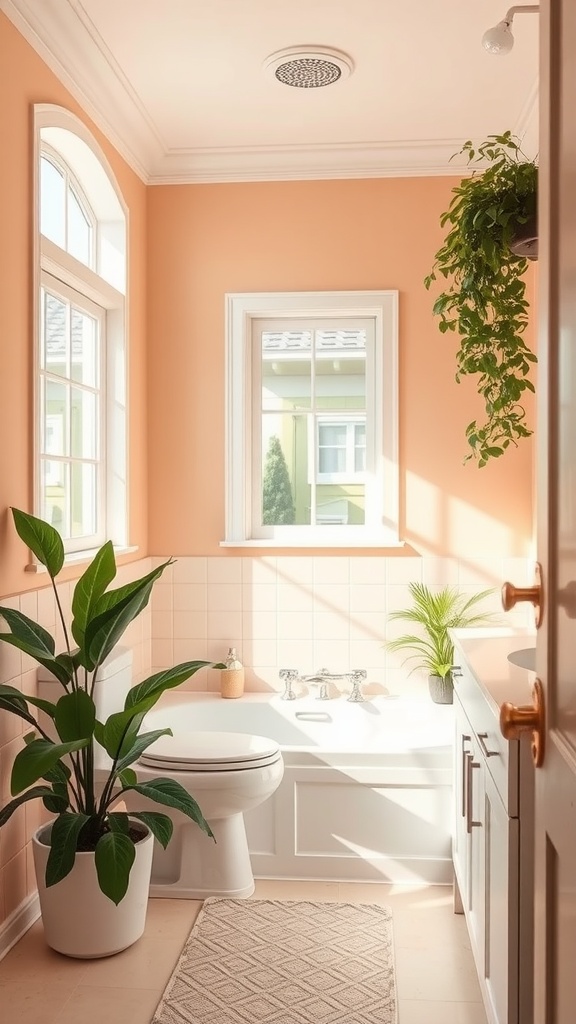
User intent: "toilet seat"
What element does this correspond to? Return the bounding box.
[139,730,282,772]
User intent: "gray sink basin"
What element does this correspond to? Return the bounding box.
[507,647,536,671]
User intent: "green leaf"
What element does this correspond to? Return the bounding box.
[129,811,173,849]
[0,786,64,827]
[118,768,138,788]
[11,738,90,795]
[0,608,70,686]
[71,541,117,650]
[125,662,214,712]
[54,691,96,742]
[114,729,173,774]
[95,831,136,905]
[108,811,131,835]
[11,508,64,578]
[45,812,90,887]
[130,778,214,840]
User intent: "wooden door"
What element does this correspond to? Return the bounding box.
[533,1,576,1020]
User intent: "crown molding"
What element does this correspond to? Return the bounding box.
[2,0,539,184]
[148,139,470,185]
[1,0,156,182]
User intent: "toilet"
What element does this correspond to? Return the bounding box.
[37,648,284,899]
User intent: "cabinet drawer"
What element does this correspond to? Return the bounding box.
[455,664,519,817]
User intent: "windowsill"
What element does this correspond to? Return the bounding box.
[220,539,406,550]
[25,545,139,574]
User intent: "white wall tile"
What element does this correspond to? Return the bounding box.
[242,583,277,612]
[312,557,350,585]
[385,556,423,585]
[173,610,207,639]
[151,583,173,612]
[242,639,278,667]
[242,558,278,585]
[421,556,459,585]
[207,558,242,584]
[277,638,313,670]
[349,556,387,585]
[172,557,207,584]
[242,610,277,641]
[313,583,349,614]
[349,584,387,613]
[277,611,313,640]
[173,584,206,612]
[312,639,350,672]
[207,583,242,611]
[277,583,313,613]
[314,609,350,640]
[152,609,173,640]
[151,638,173,669]
[276,557,314,585]
[207,610,242,640]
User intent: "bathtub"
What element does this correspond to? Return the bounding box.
[146,692,454,885]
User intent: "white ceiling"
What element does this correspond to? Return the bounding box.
[2,0,539,183]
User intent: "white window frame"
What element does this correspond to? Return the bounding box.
[31,105,129,566]
[224,290,400,547]
[315,415,366,485]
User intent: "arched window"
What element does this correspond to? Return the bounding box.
[33,105,128,560]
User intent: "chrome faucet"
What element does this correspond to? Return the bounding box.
[347,669,367,702]
[279,669,298,701]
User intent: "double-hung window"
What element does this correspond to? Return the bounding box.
[33,106,127,560]
[225,291,399,546]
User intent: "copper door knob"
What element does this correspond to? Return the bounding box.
[501,562,543,627]
[500,678,545,767]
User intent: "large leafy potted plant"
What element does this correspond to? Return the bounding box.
[425,131,538,467]
[386,583,496,704]
[0,508,220,958]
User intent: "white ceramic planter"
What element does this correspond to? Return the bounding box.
[32,823,154,958]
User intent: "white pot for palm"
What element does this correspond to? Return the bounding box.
[33,821,154,958]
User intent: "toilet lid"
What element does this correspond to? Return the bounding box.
[139,731,281,772]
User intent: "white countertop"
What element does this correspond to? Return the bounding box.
[451,627,537,713]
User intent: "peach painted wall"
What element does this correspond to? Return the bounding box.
[0,13,149,599]
[147,179,536,561]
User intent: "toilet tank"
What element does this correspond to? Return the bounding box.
[37,646,134,769]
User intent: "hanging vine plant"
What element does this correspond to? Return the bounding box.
[425,132,538,467]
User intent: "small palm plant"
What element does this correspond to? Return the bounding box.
[386,583,496,703]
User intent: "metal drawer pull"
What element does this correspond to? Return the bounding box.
[461,734,471,817]
[466,755,482,833]
[477,731,500,758]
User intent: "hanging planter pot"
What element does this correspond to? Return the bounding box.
[33,821,154,958]
[509,208,538,260]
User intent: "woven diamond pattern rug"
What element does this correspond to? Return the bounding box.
[152,898,397,1024]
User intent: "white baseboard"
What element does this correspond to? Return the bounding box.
[0,893,41,961]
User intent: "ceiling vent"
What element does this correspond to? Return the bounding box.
[263,47,354,89]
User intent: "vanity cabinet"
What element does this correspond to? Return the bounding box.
[452,636,534,1024]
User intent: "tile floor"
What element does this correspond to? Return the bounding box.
[0,880,487,1024]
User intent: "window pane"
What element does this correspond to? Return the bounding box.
[261,415,310,525]
[315,329,366,408]
[354,423,366,472]
[44,292,68,376]
[70,308,98,385]
[41,460,68,538]
[40,157,65,248]
[71,388,97,459]
[262,330,311,410]
[44,380,68,456]
[67,187,92,267]
[71,463,96,538]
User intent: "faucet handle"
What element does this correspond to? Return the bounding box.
[279,669,298,700]
[347,669,367,702]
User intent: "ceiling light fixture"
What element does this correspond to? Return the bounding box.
[482,5,539,55]
[263,46,354,89]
